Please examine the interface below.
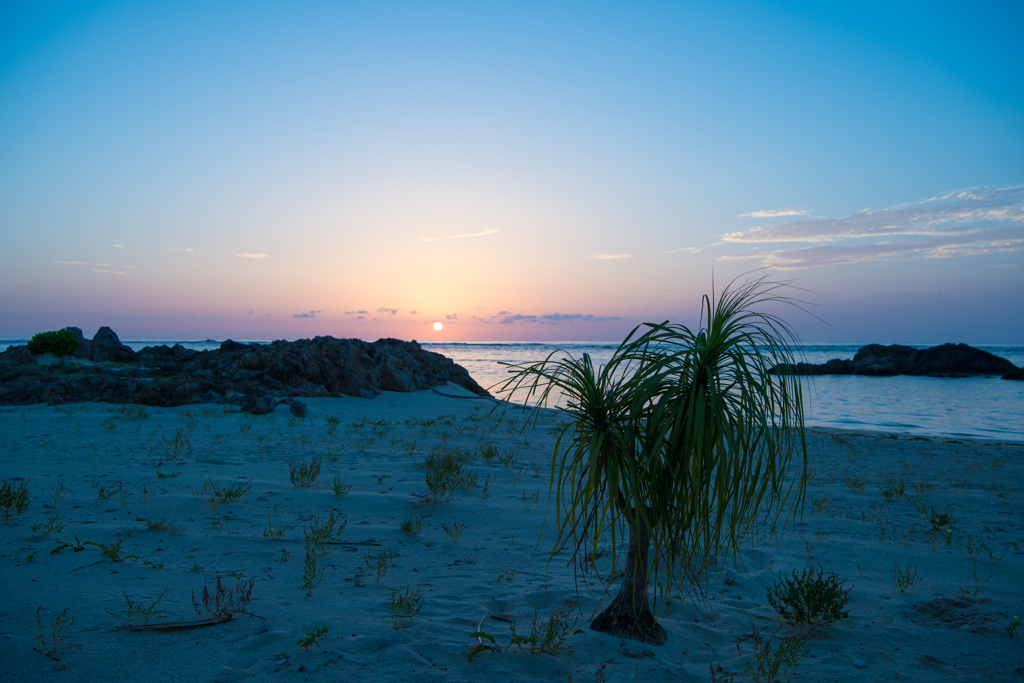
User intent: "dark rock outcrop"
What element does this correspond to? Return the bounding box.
[67,327,137,363]
[852,344,918,376]
[0,330,491,408]
[772,343,1019,379]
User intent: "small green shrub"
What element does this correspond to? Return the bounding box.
[0,479,30,521]
[841,469,867,492]
[34,607,73,660]
[298,625,328,650]
[468,608,578,661]
[929,509,954,533]
[390,586,424,629]
[304,509,346,552]
[364,547,393,582]
[440,520,465,542]
[192,576,255,622]
[331,474,351,497]
[513,608,578,654]
[400,511,428,538]
[160,429,191,459]
[289,457,322,487]
[891,562,922,593]
[27,329,78,357]
[879,478,906,502]
[301,542,324,595]
[766,564,851,626]
[105,590,169,629]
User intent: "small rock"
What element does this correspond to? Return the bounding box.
[240,393,277,415]
[289,400,307,417]
[853,659,867,669]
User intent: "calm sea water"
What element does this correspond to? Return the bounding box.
[2,339,1022,442]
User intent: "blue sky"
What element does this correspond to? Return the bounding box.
[1,0,1021,342]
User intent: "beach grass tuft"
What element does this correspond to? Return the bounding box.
[289,457,322,487]
[364,547,393,582]
[160,429,191,459]
[197,478,251,505]
[440,520,465,542]
[105,590,169,629]
[301,542,324,596]
[400,511,429,538]
[34,607,73,660]
[740,624,808,683]
[192,576,256,622]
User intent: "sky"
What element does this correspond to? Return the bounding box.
[1,0,1022,344]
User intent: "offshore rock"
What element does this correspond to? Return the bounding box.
[0,330,491,407]
[852,344,917,376]
[771,343,1019,379]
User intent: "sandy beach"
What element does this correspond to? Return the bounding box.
[1,388,1022,682]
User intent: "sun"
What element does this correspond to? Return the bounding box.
[433,322,443,331]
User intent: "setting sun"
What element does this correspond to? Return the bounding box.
[433,322,443,331]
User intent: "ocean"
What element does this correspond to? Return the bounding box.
[2,339,1022,443]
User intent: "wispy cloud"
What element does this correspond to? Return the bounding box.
[91,268,126,275]
[165,246,194,252]
[345,310,368,315]
[417,228,499,243]
[593,253,632,260]
[723,187,1024,244]
[377,307,398,315]
[720,226,1024,270]
[498,312,624,325]
[236,253,269,259]
[656,246,701,255]
[293,309,322,318]
[720,186,1024,269]
[113,244,125,248]
[409,309,419,314]
[738,208,808,218]
[449,228,499,239]
[95,263,112,266]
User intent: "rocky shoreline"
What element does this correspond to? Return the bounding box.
[0,327,492,413]
[771,342,1023,380]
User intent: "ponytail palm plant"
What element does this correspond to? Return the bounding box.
[497,276,808,645]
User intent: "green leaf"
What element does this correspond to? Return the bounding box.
[467,644,493,662]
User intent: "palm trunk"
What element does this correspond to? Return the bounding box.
[589,511,667,646]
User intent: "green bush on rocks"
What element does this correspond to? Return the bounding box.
[27,329,79,357]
